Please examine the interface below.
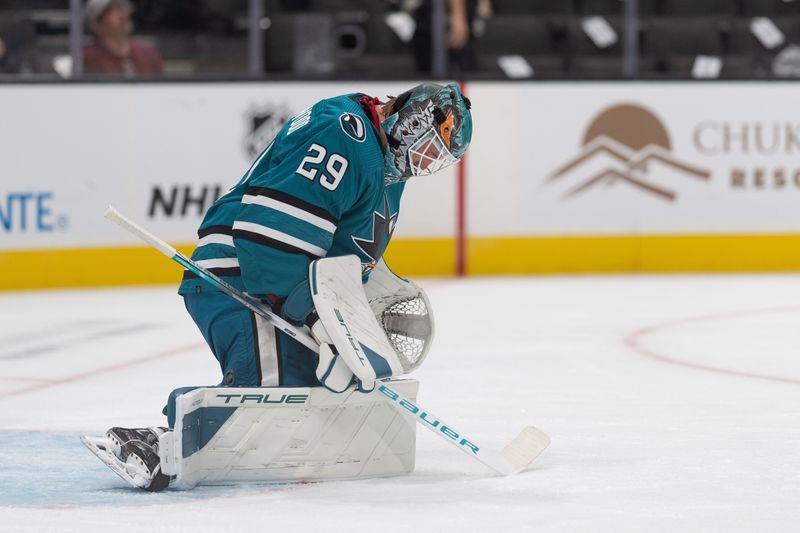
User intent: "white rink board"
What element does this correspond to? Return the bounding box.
[0,82,455,251]
[2,82,800,252]
[468,82,800,236]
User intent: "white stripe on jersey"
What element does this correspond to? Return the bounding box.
[197,233,234,248]
[195,257,240,269]
[233,221,328,258]
[241,194,337,234]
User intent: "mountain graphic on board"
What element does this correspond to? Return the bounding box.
[547,104,710,202]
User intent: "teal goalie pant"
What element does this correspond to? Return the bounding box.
[182,289,319,388]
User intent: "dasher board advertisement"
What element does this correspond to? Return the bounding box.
[469,82,800,236]
[0,82,454,252]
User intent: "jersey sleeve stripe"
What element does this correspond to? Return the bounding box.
[195,258,240,269]
[241,194,337,234]
[197,233,234,248]
[237,205,333,251]
[233,221,328,259]
[234,229,323,260]
[182,267,241,281]
[245,187,338,225]
[198,225,233,238]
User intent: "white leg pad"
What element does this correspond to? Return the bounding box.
[160,379,419,488]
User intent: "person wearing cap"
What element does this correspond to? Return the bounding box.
[87,82,473,491]
[83,0,163,76]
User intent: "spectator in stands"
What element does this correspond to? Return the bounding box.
[83,0,163,76]
[411,0,485,73]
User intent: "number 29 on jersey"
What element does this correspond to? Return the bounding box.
[296,143,348,192]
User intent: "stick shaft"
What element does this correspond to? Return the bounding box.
[103,206,318,352]
[376,382,520,474]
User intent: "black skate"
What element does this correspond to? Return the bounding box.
[81,427,172,492]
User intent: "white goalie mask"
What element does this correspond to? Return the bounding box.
[381,82,472,184]
[407,127,459,177]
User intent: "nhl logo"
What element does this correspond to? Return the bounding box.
[244,103,294,158]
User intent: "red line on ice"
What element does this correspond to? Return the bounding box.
[0,342,204,400]
[0,376,57,383]
[624,305,800,386]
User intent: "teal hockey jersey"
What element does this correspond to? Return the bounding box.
[178,93,406,298]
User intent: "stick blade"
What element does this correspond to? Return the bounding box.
[499,426,550,474]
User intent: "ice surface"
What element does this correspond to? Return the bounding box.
[1,276,799,533]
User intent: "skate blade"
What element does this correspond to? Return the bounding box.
[80,435,150,490]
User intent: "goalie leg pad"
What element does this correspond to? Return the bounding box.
[159,379,420,488]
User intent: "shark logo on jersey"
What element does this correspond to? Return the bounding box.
[339,113,367,143]
[352,193,397,273]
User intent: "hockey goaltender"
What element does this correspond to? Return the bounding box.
[85,82,548,491]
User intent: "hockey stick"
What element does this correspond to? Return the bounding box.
[104,206,550,475]
[104,206,317,352]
